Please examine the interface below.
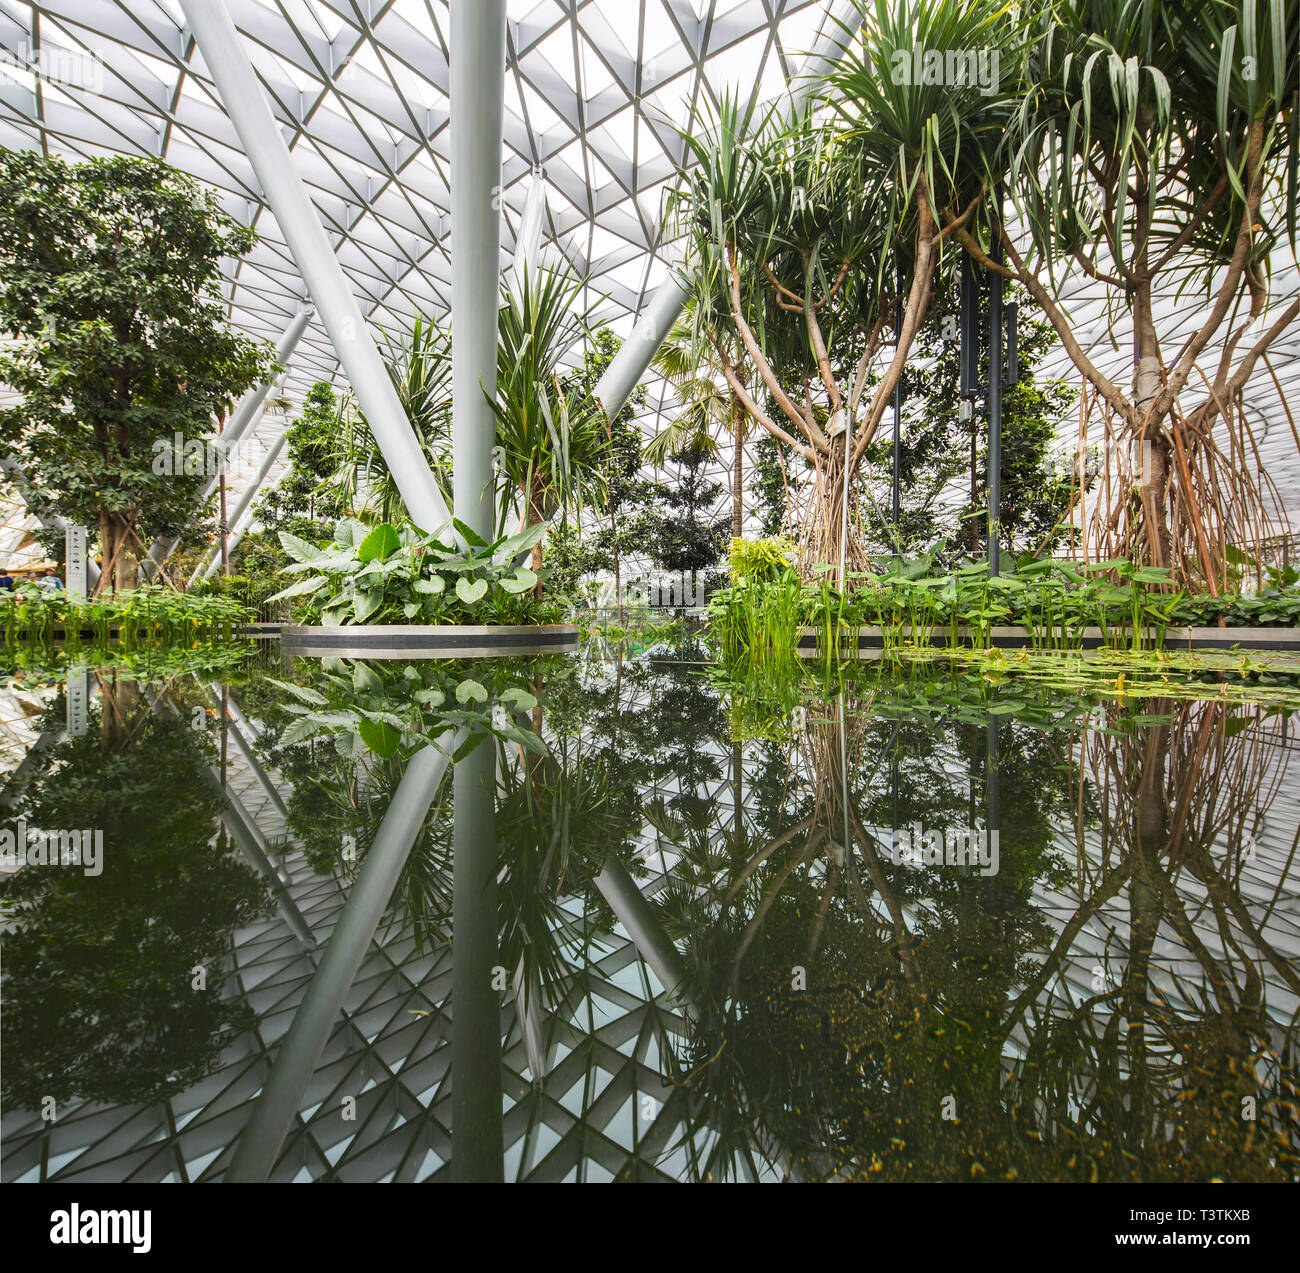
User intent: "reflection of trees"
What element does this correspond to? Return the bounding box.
[495,727,643,1029]
[653,681,1067,1178]
[1004,697,1300,1181]
[2,688,270,1110]
[257,659,645,1028]
[658,679,1299,1181]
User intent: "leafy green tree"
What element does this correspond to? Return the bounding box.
[547,328,657,614]
[989,0,1300,584]
[1,690,270,1109]
[748,435,794,540]
[0,152,276,592]
[251,381,350,550]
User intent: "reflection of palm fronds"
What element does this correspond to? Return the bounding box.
[494,738,635,1020]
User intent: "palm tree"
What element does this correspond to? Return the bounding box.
[331,315,452,524]
[326,269,611,600]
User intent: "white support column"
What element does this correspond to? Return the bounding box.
[508,165,547,292]
[179,0,448,532]
[592,254,691,421]
[190,425,289,585]
[226,741,453,1182]
[450,0,507,544]
[222,305,313,453]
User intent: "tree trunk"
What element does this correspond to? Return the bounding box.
[1131,168,1172,572]
[528,476,546,603]
[1132,333,1171,571]
[96,509,140,595]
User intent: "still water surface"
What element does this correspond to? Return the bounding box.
[2,647,1297,1181]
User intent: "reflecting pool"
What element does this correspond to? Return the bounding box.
[2,647,1298,1182]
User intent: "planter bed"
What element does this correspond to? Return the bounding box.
[281,622,580,659]
[796,625,1300,654]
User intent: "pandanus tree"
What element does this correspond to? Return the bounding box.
[492,265,612,594]
[676,0,1023,581]
[955,0,1300,588]
[332,315,452,525]
[674,96,887,580]
[328,267,610,597]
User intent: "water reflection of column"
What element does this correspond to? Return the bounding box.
[450,737,503,1182]
[594,854,691,1008]
[65,664,88,737]
[206,683,291,826]
[225,742,450,1182]
[986,716,1000,855]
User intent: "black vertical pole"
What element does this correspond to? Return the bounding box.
[987,186,1004,577]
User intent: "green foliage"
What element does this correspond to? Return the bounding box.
[0,586,251,650]
[858,285,1078,556]
[728,536,796,584]
[1011,0,1300,283]
[493,265,614,540]
[328,317,453,525]
[709,551,1300,662]
[650,440,729,575]
[264,657,546,761]
[270,516,566,626]
[542,328,657,605]
[748,435,792,539]
[253,381,350,546]
[0,152,276,586]
[1,699,270,1109]
[189,570,285,617]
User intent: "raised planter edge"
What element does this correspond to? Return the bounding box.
[281,622,580,657]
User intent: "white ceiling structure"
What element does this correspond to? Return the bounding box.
[1,0,1298,537]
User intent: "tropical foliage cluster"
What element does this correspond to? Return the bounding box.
[1,586,251,650]
[0,152,275,593]
[673,0,1300,592]
[269,518,564,626]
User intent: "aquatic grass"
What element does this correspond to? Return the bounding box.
[0,586,251,652]
[708,550,1300,666]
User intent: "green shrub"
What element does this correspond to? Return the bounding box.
[269,517,568,626]
[728,536,795,584]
